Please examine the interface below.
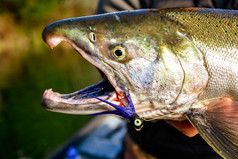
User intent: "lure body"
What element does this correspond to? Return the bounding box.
[41,8,238,158]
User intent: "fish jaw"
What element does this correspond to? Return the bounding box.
[41,10,164,117]
[41,15,138,116]
[41,79,120,115]
[42,15,131,95]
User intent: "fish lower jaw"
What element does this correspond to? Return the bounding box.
[42,89,104,106]
[41,77,119,111]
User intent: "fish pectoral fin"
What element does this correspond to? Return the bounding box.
[165,119,198,137]
[186,97,238,159]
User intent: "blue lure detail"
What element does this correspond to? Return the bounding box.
[81,92,135,121]
[81,91,144,130]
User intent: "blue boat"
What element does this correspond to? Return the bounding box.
[47,116,127,159]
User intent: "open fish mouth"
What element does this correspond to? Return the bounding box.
[41,15,150,129]
[41,28,130,115]
[42,77,120,114]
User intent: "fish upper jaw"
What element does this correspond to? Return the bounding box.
[42,19,129,94]
[42,34,130,105]
[43,35,66,49]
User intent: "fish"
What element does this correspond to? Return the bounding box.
[41,8,238,158]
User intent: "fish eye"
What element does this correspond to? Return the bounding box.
[89,32,96,42]
[115,49,123,56]
[111,44,127,61]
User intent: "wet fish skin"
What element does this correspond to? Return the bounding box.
[42,8,238,158]
[157,9,238,158]
[42,9,209,118]
[158,8,238,101]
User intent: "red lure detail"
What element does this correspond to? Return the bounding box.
[112,92,126,106]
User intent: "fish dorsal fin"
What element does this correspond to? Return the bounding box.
[186,98,238,159]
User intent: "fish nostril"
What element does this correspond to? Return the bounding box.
[89,32,96,42]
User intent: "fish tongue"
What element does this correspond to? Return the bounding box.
[186,97,238,158]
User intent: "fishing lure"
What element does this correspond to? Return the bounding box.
[82,92,144,131]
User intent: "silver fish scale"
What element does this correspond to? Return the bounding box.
[162,9,238,101]
[198,44,238,100]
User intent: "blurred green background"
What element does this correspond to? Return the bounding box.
[0,0,100,158]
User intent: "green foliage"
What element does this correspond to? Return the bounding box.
[0,0,99,158]
[0,53,96,158]
[1,0,58,22]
